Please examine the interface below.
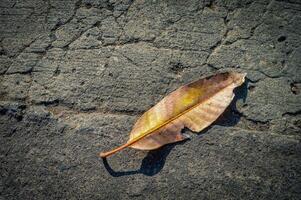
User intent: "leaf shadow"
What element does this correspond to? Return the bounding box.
[102,79,249,177]
[102,140,188,177]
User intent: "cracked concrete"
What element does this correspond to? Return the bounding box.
[0,0,301,199]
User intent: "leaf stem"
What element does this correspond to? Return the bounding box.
[99,143,130,158]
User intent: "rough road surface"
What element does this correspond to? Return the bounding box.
[1,0,301,199]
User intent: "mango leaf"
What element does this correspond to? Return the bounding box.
[100,72,246,158]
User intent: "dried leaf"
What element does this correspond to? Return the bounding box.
[100,72,246,158]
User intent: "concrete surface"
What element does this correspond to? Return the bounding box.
[0,0,300,199]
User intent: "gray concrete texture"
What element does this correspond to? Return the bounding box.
[0,0,301,199]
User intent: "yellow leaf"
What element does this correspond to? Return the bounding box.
[100,72,246,158]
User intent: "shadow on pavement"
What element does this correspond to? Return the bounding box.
[102,140,188,177]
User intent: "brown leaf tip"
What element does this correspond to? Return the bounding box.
[229,72,247,86]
